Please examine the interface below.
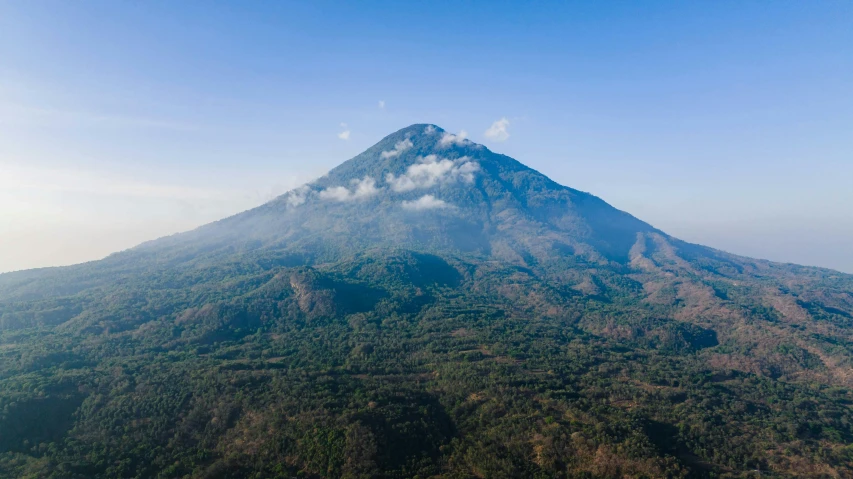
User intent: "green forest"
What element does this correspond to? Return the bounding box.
[2,249,853,478]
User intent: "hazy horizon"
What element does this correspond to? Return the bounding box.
[2,1,851,274]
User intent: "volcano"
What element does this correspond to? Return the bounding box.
[1,125,852,478]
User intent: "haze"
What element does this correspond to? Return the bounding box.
[1,1,851,273]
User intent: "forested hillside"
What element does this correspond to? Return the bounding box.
[2,125,853,478]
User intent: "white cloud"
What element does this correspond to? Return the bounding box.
[378,100,385,109]
[380,139,414,159]
[318,186,351,202]
[351,176,380,198]
[318,176,380,202]
[385,155,479,192]
[338,122,350,140]
[439,130,469,146]
[424,125,436,134]
[454,161,480,182]
[484,118,510,142]
[283,185,311,207]
[402,194,449,210]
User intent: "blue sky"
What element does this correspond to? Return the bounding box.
[1,1,851,272]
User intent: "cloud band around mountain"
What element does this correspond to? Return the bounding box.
[380,139,413,159]
[385,155,479,192]
[318,176,380,202]
[439,130,468,147]
[401,194,449,210]
[284,185,310,207]
[484,118,510,142]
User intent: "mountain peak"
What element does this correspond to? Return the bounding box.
[316,123,487,186]
[160,123,657,266]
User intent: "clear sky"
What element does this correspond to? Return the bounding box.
[1,1,851,273]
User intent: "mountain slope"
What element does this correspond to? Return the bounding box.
[1,125,853,478]
[0,125,658,301]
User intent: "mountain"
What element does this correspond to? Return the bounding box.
[2,125,853,478]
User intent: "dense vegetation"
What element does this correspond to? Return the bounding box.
[2,125,852,478]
